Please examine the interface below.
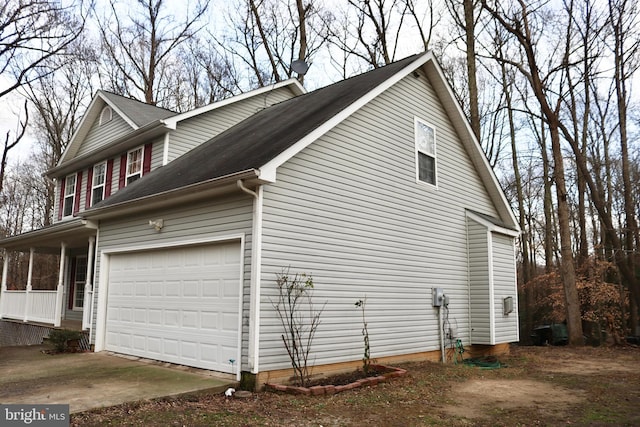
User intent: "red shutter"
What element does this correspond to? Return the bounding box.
[57,178,66,221]
[73,171,82,215]
[105,159,114,197]
[118,154,127,189]
[143,143,152,175]
[85,167,93,209]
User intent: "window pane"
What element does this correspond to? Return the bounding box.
[418,152,436,184]
[93,163,106,186]
[416,122,435,155]
[127,149,142,175]
[92,186,103,205]
[64,175,76,196]
[127,174,140,185]
[63,196,73,216]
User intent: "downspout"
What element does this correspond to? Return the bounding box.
[237,179,263,375]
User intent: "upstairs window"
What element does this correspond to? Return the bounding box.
[92,162,106,205]
[99,106,112,125]
[63,174,76,217]
[415,118,437,186]
[126,147,143,185]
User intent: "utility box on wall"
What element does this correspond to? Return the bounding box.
[432,288,444,307]
[503,296,514,315]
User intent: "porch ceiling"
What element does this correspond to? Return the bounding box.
[0,219,97,253]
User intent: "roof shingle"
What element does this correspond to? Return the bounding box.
[93,54,421,209]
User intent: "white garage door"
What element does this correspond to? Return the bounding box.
[105,241,241,373]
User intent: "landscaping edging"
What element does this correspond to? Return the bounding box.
[264,364,407,396]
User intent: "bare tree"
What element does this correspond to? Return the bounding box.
[446,0,481,140]
[481,0,584,344]
[97,0,210,108]
[0,0,85,193]
[25,41,98,225]
[221,0,331,87]
[328,0,439,70]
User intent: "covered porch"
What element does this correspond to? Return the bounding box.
[0,219,97,332]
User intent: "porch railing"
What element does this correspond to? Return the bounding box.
[0,290,58,325]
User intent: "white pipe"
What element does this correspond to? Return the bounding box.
[439,305,445,363]
[237,179,263,374]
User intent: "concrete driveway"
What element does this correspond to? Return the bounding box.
[0,345,236,413]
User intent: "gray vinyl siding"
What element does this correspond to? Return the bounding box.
[150,137,164,168]
[258,72,499,370]
[167,88,296,162]
[91,193,254,368]
[467,219,491,344]
[76,113,133,157]
[491,232,518,343]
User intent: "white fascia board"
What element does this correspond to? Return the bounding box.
[57,90,140,166]
[466,211,520,238]
[58,95,105,165]
[259,54,435,181]
[422,59,520,232]
[162,79,306,128]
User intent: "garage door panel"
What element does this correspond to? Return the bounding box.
[106,242,241,373]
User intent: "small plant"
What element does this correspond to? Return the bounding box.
[355,298,371,375]
[272,267,326,387]
[48,329,82,353]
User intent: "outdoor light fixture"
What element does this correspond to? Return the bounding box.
[149,219,164,231]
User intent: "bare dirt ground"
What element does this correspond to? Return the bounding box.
[72,345,640,426]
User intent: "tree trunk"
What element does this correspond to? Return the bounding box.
[540,119,554,274]
[549,123,583,345]
[463,0,481,141]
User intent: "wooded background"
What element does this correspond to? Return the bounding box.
[1,0,638,345]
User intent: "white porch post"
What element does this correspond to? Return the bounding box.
[0,250,8,319]
[23,248,35,322]
[54,243,67,327]
[82,237,95,330]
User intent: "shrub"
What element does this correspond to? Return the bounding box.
[48,329,82,353]
[272,268,325,387]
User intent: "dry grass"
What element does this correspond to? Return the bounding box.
[72,345,640,426]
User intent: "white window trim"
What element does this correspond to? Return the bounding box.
[63,173,77,218]
[91,162,106,206]
[126,146,144,185]
[99,106,113,125]
[414,117,438,188]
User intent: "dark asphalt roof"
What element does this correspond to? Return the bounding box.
[99,90,176,127]
[92,54,421,209]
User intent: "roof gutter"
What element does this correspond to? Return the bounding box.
[0,218,97,250]
[82,169,260,221]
